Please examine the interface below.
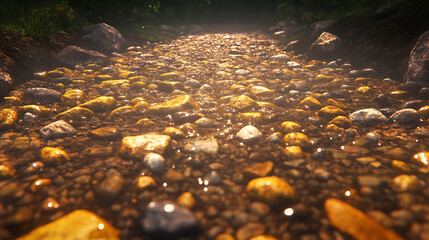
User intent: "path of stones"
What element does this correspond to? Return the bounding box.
[0,31,429,240]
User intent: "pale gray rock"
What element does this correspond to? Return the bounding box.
[40,120,77,140]
[389,108,420,125]
[143,153,166,175]
[349,108,388,126]
[236,125,262,143]
[184,139,219,155]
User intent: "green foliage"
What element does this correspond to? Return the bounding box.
[0,0,80,39]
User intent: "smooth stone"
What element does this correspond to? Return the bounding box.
[40,147,70,164]
[144,153,166,175]
[249,86,274,97]
[284,132,311,150]
[236,222,266,240]
[61,89,86,106]
[148,94,200,115]
[229,94,259,110]
[79,96,118,112]
[391,160,411,172]
[120,134,171,159]
[56,107,93,121]
[298,96,322,110]
[358,176,383,188]
[246,176,295,206]
[82,23,126,54]
[177,192,195,209]
[142,201,200,239]
[195,117,217,128]
[17,210,119,240]
[243,161,274,179]
[95,175,126,201]
[19,105,50,116]
[0,165,15,178]
[328,116,352,128]
[283,146,305,160]
[236,125,262,143]
[136,118,157,128]
[184,139,219,155]
[0,109,18,130]
[110,106,136,117]
[57,46,108,67]
[203,171,222,185]
[349,108,389,126]
[40,120,77,140]
[25,87,61,104]
[280,121,301,133]
[88,127,121,140]
[318,106,346,121]
[325,198,405,240]
[392,175,420,192]
[137,176,156,190]
[389,108,420,125]
[250,235,278,240]
[270,54,290,61]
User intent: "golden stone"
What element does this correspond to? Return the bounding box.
[325,98,347,109]
[418,106,429,119]
[40,147,70,164]
[283,146,304,160]
[243,161,274,179]
[250,236,278,240]
[298,96,322,110]
[56,107,93,121]
[162,127,186,139]
[284,132,311,150]
[19,105,50,116]
[248,86,274,97]
[110,106,136,117]
[136,118,157,128]
[229,94,258,110]
[177,192,195,209]
[318,106,346,121]
[137,176,156,190]
[391,160,411,172]
[237,112,262,123]
[328,116,351,128]
[356,86,371,93]
[79,96,118,112]
[148,94,200,115]
[61,89,86,106]
[0,108,19,130]
[246,176,295,206]
[120,134,171,159]
[99,80,129,89]
[280,121,301,133]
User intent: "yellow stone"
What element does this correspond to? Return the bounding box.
[120,134,171,159]
[391,160,410,172]
[216,233,236,240]
[392,175,420,192]
[61,89,86,106]
[418,106,429,119]
[248,86,274,97]
[117,70,136,78]
[89,127,121,140]
[318,106,346,121]
[17,209,119,240]
[56,107,93,121]
[158,81,184,92]
[280,121,301,133]
[325,98,347,109]
[4,96,22,105]
[79,96,118,112]
[86,64,102,70]
[162,127,186,139]
[110,106,136,117]
[40,147,70,164]
[325,124,341,132]
[134,101,150,112]
[283,146,305,160]
[136,118,157,128]
[257,101,281,110]
[0,165,15,177]
[354,77,372,83]
[243,161,274,179]
[284,132,311,150]
[356,86,371,93]
[137,176,156,190]
[230,84,246,94]
[246,176,295,206]
[412,152,429,166]
[45,70,65,79]
[99,80,129,89]
[250,235,278,240]
[229,94,258,110]
[130,97,147,105]
[148,94,200,115]
[160,71,182,81]
[31,178,52,192]
[177,192,195,209]
[328,116,351,128]
[19,105,50,116]
[130,82,146,90]
[325,198,405,240]
[128,76,147,82]
[298,97,322,110]
[0,109,18,130]
[237,112,262,123]
[315,74,335,82]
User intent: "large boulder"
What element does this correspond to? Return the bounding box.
[309,32,341,60]
[82,23,127,54]
[0,70,13,98]
[404,31,429,87]
[57,46,108,67]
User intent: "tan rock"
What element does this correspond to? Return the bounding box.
[17,209,119,240]
[162,127,186,139]
[243,161,274,179]
[318,106,346,121]
[0,108,19,129]
[237,112,262,123]
[40,147,70,164]
[79,96,118,112]
[325,198,404,240]
[148,94,200,115]
[246,176,295,206]
[61,89,86,106]
[137,176,156,190]
[136,118,157,128]
[328,116,351,128]
[280,121,301,133]
[298,97,322,110]
[248,86,274,97]
[284,132,311,150]
[250,235,278,240]
[56,107,93,121]
[229,94,258,110]
[19,105,50,116]
[110,106,136,117]
[283,146,304,160]
[120,134,171,159]
[177,192,195,209]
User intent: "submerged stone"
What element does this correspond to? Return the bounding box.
[40,120,77,140]
[349,108,388,126]
[17,209,119,240]
[79,96,118,112]
[0,109,18,130]
[246,176,295,206]
[229,94,259,110]
[61,89,86,106]
[56,107,93,121]
[236,125,262,144]
[120,134,171,159]
[40,147,70,164]
[148,94,200,115]
[184,139,219,155]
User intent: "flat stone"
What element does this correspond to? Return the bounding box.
[17,209,119,240]
[246,176,295,206]
[148,94,200,115]
[243,161,274,179]
[40,120,77,140]
[349,108,389,126]
[120,134,171,159]
[142,201,200,239]
[325,198,404,240]
[79,96,118,112]
[55,107,93,121]
[184,139,219,155]
[88,127,121,140]
[25,88,61,104]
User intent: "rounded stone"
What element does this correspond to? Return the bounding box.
[284,132,311,150]
[280,121,301,133]
[56,107,94,121]
[137,176,156,190]
[236,125,262,143]
[349,108,389,126]
[298,96,322,110]
[328,116,352,128]
[246,176,295,206]
[61,89,86,106]
[392,175,420,192]
[418,106,429,119]
[0,109,19,130]
[162,127,186,140]
[0,165,15,178]
[79,96,118,112]
[283,146,305,160]
[177,192,195,209]
[95,175,126,201]
[40,147,70,164]
[88,127,121,140]
[229,94,259,110]
[144,153,166,175]
[250,235,279,240]
[136,118,156,128]
[110,106,136,117]
[389,108,420,125]
[318,106,346,121]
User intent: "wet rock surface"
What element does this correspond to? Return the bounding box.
[0,30,428,240]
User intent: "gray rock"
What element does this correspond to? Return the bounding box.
[195,117,217,128]
[82,23,127,54]
[203,171,222,185]
[404,31,429,87]
[24,87,61,104]
[57,46,108,67]
[236,125,262,143]
[185,79,201,88]
[40,120,77,140]
[95,175,126,201]
[23,113,37,121]
[349,108,388,126]
[0,70,13,98]
[309,32,341,60]
[270,54,290,61]
[143,153,166,175]
[184,139,219,155]
[389,108,420,125]
[142,201,200,239]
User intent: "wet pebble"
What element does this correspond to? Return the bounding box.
[236,125,262,144]
[349,108,388,126]
[246,176,295,206]
[389,108,420,125]
[184,139,219,155]
[143,153,166,175]
[95,175,126,201]
[25,87,61,104]
[39,120,77,140]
